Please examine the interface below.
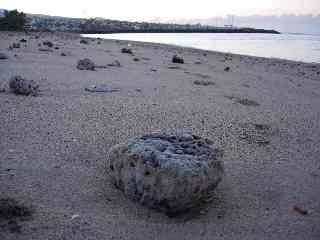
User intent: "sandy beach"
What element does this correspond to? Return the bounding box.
[0,31,320,239]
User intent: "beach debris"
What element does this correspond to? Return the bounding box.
[85,84,120,93]
[168,65,181,70]
[225,95,260,107]
[0,53,8,59]
[107,60,121,67]
[172,55,184,64]
[77,58,95,71]
[121,48,133,54]
[107,129,224,214]
[293,206,309,215]
[38,48,53,52]
[194,80,215,86]
[11,43,20,48]
[224,67,230,72]
[9,75,40,96]
[19,38,27,43]
[80,39,88,44]
[71,214,80,220]
[238,123,271,145]
[43,41,53,48]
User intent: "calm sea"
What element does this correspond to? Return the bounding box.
[83,33,320,63]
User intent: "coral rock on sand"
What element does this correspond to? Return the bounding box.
[9,75,39,96]
[76,58,95,71]
[172,55,184,64]
[43,41,53,48]
[107,129,224,214]
[121,48,133,54]
[80,39,88,44]
[0,53,8,59]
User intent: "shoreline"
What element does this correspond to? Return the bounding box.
[0,31,320,239]
[82,33,320,64]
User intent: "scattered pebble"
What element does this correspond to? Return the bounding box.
[172,55,184,64]
[293,206,309,215]
[85,84,120,93]
[121,48,133,54]
[43,41,53,48]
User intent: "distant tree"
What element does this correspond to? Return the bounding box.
[0,9,26,31]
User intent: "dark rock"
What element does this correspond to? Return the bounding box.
[224,67,230,72]
[54,46,59,50]
[20,38,27,43]
[107,129,224,214]
[194,80,215,86]
[133,57,140,62]
[80,39,89,44]
[9,75,40,96]
[43,41,53,48]
[12,43,20,48]
[121,48,133,54]
[60,52,67,56]
[0,53,8,59]
[85,84,120,92]
[172,55,184,64]
[76,58,95,71]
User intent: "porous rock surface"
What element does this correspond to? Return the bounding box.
[9,75,39,96]
[76,58,95,71]
[107,129,224,214]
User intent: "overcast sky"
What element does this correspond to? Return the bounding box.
[1,0,320,21]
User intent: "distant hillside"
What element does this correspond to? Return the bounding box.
[0,10,279,34]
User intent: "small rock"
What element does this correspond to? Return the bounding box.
[9,75,39,96]
[293,206,308,215]
[12,43,20,48]
[0,87,5,93]
[133,57,140,62]
[77,58,95,71]
[194,61,202,64]
[85,84,120,93]
[224,67,230,72]
[121,48,133,54]
[0,53,8,59]
[107,60,121,67]
[54,46,59,50]
[80,39,88,44]
[172,55,184,64]
[107,129,224,214]
[60,52,67,56]
[38,48,53,52]
[20,39,27,43]
[194,80,215,86]
[43,41,53,48]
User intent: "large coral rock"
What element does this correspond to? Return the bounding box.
[9,75,39,96]
[107,129,224,214]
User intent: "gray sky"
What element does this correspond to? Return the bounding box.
[1,0,320,21]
